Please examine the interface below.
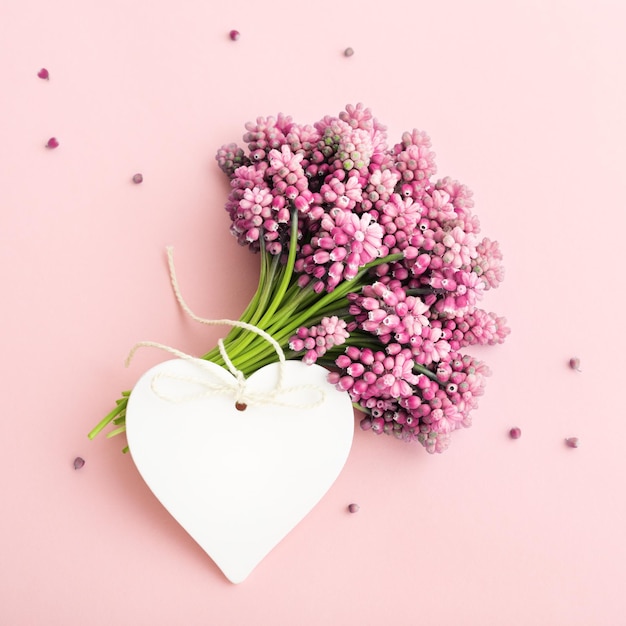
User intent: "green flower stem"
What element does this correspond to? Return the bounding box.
[228,252,406,374]
[88,399,127,440]
[362,252,405,271]
[413,363,441,383]
[200,245,267,363]
[235,348,300,374]
[247,251,281,326]
[262,252,401,337]
[256,209,299,327]
[236,243,270,323]
[311,357,337,369]
[202,246,278,363]
[212,260,279,363]
[284,278,311,302]
[231,256,402,374]
[106,425,127,438]
[264,254,402,342]
[311,303,351,320]
[349,335,381,347]
[214,214,299,364]
[274,280,317,317]
[258,284,317,333]
[406,288,436,296]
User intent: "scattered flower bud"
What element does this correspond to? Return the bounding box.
[509,427,522,439]
[344,47,354,57]
[46,137,59,149]
[229,30,240,41]
[235,402,247,411]
[348,503,360,513]
[565,437,579,448]
[38,68,50,80]
[569,357,581,371]
[73,457,85,470]
[132,173,143,184]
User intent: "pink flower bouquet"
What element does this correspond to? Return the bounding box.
[90,104,508,454]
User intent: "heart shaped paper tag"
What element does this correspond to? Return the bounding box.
[125,358,354,583]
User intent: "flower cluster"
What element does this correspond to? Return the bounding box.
[288,316,350,365]
[213,104,509,453]
[328,349,490,453]
[92,104,508,456]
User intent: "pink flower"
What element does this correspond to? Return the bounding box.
[473,237,505,290]
[412,326,451,365]
[285,123,321,155]
[392,129,437,185]
[329,348,418,403]
[431,268,485,315]
[335,127,375,170]
[339,103,378,132]
[216,143,249,176]
[441,226,477,268]
[361,168,400,213]
[378,193,422,252]
[244,114,293,156]
[350,282,431,349]
[301,209,383,291]
[435,177,480,233]
[418,188,457,223]
[417,428,451,454]
[288,317,350,363]
[320,171,363,209]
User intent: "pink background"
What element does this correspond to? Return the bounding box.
[2,0,625,623]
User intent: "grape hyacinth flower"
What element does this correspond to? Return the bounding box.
[288,316,349,364]
[297,209,384,292]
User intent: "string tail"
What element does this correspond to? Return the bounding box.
[125,341,197,368]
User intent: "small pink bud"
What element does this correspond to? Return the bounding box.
[371,417,385,434]
[348,503,360,513]
[132,173,143,184]
[344,47,354,57]
[229,30,240,41]
[38,68,50,80]
[46,137,59,149]
[73,457,85,470]
[359,417,372,431]
[565,437,579,448]
[509,427,522,439]
[569,357,581,371]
